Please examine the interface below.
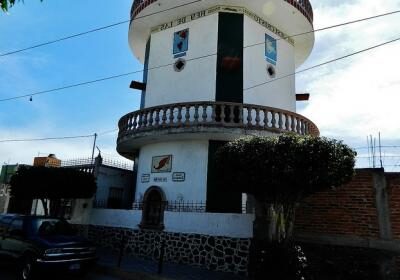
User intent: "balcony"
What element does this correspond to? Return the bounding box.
[131,0,313,25]
[117,101,319,157]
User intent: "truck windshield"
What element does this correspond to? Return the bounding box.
[32,219,75,236]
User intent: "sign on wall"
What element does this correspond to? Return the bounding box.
[173,29,189,58]
[265,34,277,65]
[172,172,185,182]
[152,155,173,173]
[154,177,168,183]
[141,174,150,183]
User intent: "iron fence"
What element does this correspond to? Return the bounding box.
[95,199,255,214]
[61,157,133,171]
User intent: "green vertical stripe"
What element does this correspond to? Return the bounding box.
[206,140,242,213]
[216,13,244,103]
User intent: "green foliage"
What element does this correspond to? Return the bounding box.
[215,134,356,203]
[10,166,97,199]
[1,0,43,12]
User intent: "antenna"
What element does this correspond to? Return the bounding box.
[96,146,101,156]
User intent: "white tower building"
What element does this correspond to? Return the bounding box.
[115,0,319,273]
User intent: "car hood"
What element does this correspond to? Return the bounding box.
[31,235,92,248]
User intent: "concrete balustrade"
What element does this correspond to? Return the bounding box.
[118,101,319,140]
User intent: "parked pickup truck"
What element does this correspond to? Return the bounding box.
[0,214,97,280]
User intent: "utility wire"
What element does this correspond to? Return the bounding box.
[0,71,143,102]
[0,52,217,102]
[1,12,399,102]
[2,35,398,102]
[244,36,400,91]
[354,145,400,150]
[245,10,400,49]
[0,0,202,57]
[1,35,398,102]
[0,7,397,57]
[0,129,119,144]
[97,129,118,136]
[0,134,94,143]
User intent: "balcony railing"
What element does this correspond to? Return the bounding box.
[284,0,313,24]
[131,0,313,25]
[117,101,319,142]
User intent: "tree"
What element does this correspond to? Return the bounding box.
[1,0,42,12]
[10,166,96,216]
[215,134,356,279]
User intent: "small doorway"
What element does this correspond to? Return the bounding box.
[139,186,166,230]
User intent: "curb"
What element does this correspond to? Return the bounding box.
[94,264,172,280]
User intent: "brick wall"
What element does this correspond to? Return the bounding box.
[295,169,380,239]
[387,173,400,239]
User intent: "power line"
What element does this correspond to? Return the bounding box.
[245,10,400,49]
[244,36,400,91]
[0,134,94,143]
[2,35,398,102]
[0,71,143,102]
[0,53,217,102]
[1,13,399,102]
[0,0,202,57]
[354,145,400,150]
[0,7,397,58]
[0,129,121,144]
[98,129,118,136]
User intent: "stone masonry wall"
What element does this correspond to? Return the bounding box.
[84,225,250,275]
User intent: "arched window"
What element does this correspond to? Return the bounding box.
[139,186,167,230]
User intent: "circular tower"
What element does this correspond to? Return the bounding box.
[118,0,319,215]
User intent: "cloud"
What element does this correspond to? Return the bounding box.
[295,0,400,169]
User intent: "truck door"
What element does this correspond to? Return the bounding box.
[1,217,26,259]
[0,215,13,260]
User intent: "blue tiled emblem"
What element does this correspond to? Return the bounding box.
[173,29,189,58]
[265,34,277,65]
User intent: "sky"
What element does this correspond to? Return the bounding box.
[0,0,399,170]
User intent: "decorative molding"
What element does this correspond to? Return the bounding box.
[151,5,295,45]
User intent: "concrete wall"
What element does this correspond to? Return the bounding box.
[145,13,218,108]
[145,10,296,112]
[88,208,254,238]
[136,140,209,203]
[243,16,296,112]
[95,166,135,208]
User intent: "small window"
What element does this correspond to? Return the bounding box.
[173,58,186,72]
[267,65,276,78]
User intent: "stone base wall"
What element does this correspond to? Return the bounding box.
[79,224,250,275]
